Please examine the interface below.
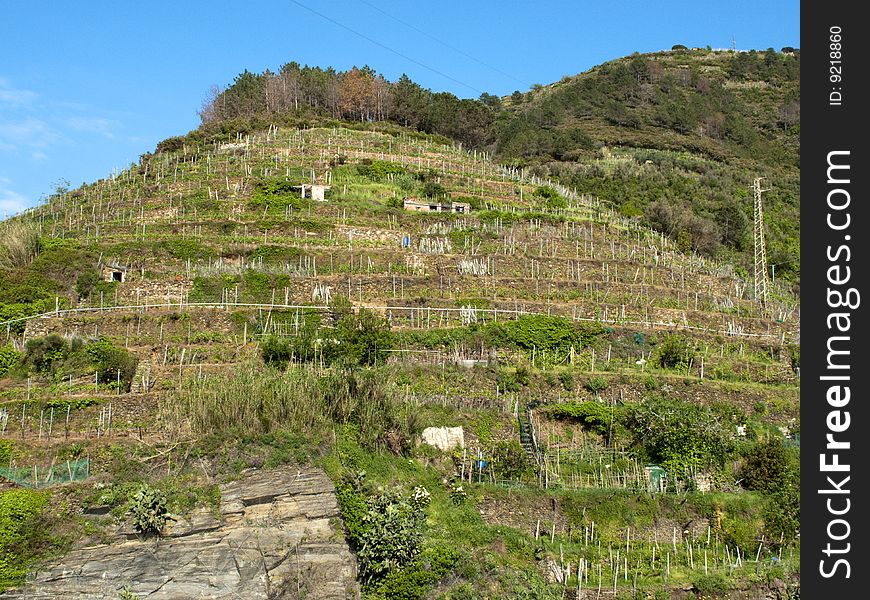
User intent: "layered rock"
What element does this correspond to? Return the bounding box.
[8,467,358,599]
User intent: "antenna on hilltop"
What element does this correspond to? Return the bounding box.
[752,177,771,306]
[731,35,737,51]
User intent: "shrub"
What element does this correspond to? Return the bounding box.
[167,365,418,453]
[355,489,425,583]
[496,369,519,392]
[356,159,406,180]
[534,186,567,209]
[627,397,735,478]
[250,178,302,212]
[558,370,574,392]
[490,440,535,480]
[655,334,695,369]
[547,401,624,442]
[0,441,14,465]
[422,182,447,199]
[129,484,168,534]
[762,479,800,545]
[493,315,604,356]
[260,336,293,367]
[584,376,608,394]
[328,305,392,367]
[0,344,19,377]
[22,334,69,374]
[739,438,791,492]
[0,488,50,588]
[693,573,732,596]
[86,338,138,390]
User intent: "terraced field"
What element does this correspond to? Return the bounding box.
[0,124,800,598]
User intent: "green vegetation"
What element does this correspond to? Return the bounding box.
[0,489,50,587]
[260,300,392,367]
[165,364,420,454]
[250,178,303,212]
[128,484,168,534]
[19,334,138,390]
[0,49,800,597]
[0,344,19,377]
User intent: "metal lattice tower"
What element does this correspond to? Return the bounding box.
[752,177,770,305]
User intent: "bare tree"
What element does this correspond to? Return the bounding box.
[198,84,225,123]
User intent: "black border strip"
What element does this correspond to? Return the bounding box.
[802,1,869,596]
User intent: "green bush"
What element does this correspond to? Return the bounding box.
[533,186,567,209]
[490,440,535,480]
[159,239,212,261]
[22,334,70,374]
[762,479,800,545]
[328,304,392,367]
[74,270,100,300]
[0,344,19,377]
[655,334,695,369]
[0,441,14,465]
[356,159,406,180]
[491,315,604,356]
[496,369,523,393]
[626,397,735,478]
[129,484,168,534]
[0,488,50,588]
[547,401,624,442]
[422,182,447,199]
[739,438,791,492]
[583,376,608,394]
[250,178,302,212]
[558,370,574,391]
[374,567,438,599]
[693,573,732,596]
[348,488,426,584]
[86,338,139,390]
[260,336,294,367]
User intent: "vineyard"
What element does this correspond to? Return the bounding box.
[0,122,799,598]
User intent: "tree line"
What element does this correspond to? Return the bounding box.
[200,63,496,150]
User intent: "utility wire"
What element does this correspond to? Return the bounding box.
[288,0,483,95]
[357,0,530,89]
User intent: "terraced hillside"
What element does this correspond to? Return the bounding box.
[1,124,799,598]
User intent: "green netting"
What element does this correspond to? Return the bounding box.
[0,459,89,488]
[643,465,667,492]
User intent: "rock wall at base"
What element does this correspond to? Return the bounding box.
[8,467,359,600]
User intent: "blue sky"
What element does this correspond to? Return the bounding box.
[0,0,799,218]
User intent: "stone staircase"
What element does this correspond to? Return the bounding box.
[517,405,540,467]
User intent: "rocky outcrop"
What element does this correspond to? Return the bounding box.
[7,467,359,599]
[421,426,464,451]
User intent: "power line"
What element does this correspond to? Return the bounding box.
[288,0,483,95]
[356,0,530,89]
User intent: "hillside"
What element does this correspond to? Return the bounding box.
[497,49,800,283]
[192,47,800,283]
[0,70,799,598]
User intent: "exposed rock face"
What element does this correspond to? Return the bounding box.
[421,426,464,451]
[9,467,359,599]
